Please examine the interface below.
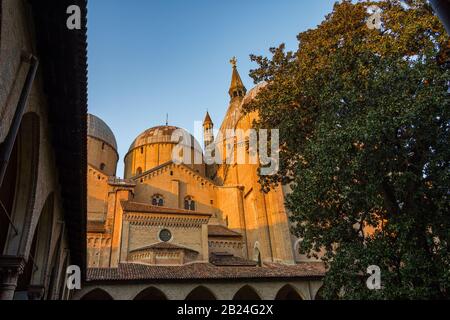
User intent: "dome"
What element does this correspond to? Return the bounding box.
[87,114,118,151]
[128,125,202,153]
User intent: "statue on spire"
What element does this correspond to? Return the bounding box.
[230,56,237,68]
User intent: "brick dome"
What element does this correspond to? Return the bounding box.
[87,114,118,151]
[128,125,202,153]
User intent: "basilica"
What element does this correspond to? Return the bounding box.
[76,61,325,300]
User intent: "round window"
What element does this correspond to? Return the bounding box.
[159,229,172,242]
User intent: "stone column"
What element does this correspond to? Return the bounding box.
[0,256,26,300]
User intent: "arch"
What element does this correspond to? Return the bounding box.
[134,287,168,300]
[31,193,54,283]
[80,288,114,300]
[253,242,262,267]
[275,284,303,300]
[293,238,302,262]
[55,252,69,300]
[233,285,261,300]
[0,0,3,51]
[0,124,18,254]
[314,286,326,300]
[44,229,63,300]
[185,286,216,300]
[14,193,54,299]
[5,112,40,256]
[3,113,40,256]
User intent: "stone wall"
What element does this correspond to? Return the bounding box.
[0,0,78,300]
[87,136,118,177]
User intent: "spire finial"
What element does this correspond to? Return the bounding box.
[230,56,237,68]
[165,113,169,126]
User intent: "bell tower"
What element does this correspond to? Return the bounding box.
[203,111,214,150]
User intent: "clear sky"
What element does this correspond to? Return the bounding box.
[87,0,337,177]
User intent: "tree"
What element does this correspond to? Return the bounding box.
[244,0,450,299]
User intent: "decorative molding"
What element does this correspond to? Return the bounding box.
[126,213,208,228]
[209,240,243,249]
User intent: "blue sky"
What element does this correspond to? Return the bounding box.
[87,0,337,177]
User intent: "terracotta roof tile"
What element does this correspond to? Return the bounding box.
[210,253,256,266]
[208,225,242,238]
[87,262,325,282]
[130,242,199,254]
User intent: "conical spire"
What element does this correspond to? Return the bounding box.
[203,111,213,126]
[228,57,247,100]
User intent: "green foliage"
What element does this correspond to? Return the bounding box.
[244,0,449,299]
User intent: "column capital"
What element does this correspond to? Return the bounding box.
[0,255,26,275]
[0,255,27,300]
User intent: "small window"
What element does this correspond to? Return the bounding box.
[184,196,195,211]
[136,167,142,175]
[102,142,105,150]
[159,229,172,242]
[140,147,144,154]
[100,163,106,171]
[152,194,164,207]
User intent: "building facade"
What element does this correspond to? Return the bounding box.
[78,59,324,300]
[0,0,87,300]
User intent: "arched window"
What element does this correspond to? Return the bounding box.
[136,167,142,175]
[184,196,195,211]
[254,246,262,267]
[152,194,164,207]
[100,163,106,171]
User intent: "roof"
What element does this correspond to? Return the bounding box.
[127,125,202,153]
[87,114,118,151]
[87,262,326,282]
[130,242,199,254]
[121,201,212,217]
[203,111,213,125]
[210,253,256,267]
[30,0,88,273]
[229,61,247,97]
[208,225,242,238]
